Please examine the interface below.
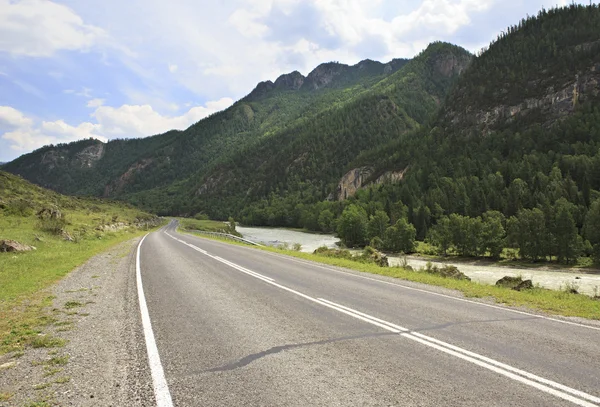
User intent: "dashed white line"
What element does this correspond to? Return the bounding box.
[179,229,600,332]
[136,234,174,407]
[165,231,600,407]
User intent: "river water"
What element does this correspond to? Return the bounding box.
[237,226,600,296]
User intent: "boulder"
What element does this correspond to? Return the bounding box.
[495,276,523,288]
[361,246,389,267]
[0,239,34,252]
[496,276,534,291]
[513,279,534,291]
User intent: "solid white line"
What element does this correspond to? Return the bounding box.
[183,233,600,332]
[164,232,600,406]
[136,234,174,407]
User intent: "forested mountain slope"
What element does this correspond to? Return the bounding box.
[127,42,471,218]
[314,4,600,263]
[3,43,470,217]
[3,56,410,197]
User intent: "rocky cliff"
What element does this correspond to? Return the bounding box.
[446,63,600,133]
[336,167,408,200]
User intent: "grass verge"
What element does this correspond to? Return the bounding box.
[0,171,166,355]
[182,228,600,321]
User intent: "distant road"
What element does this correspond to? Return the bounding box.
[137,220,600,406]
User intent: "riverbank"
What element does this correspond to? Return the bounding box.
[237,225,600,296]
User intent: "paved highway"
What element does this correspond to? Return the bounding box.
[137,220,600,406]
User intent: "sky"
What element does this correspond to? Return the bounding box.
[0,0,590,162]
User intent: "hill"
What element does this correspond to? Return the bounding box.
[0,170,161,353]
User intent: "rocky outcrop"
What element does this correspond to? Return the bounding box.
[37,141,105,170]
[448,63,600,133]
[274,71,305,90]
[433,52,472,78]
[0,239,35,252]
[473,68,599,131]
[75,143,105,168]
[197,171,228,196]
[374,167,408,185]
[40,150,63,170]
[103,159,153,197]
[337,167,373,200]
[337,166,408,200]
[303,62,349,90]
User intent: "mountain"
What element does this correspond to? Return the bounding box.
[320,4,600,258]
[3,43,471,218]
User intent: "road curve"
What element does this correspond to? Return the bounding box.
[137,220,600,406]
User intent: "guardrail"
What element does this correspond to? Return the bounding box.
[185,229,264,247]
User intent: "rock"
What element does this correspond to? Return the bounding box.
[274,71,305,90]
[0,239,34,252]
[513,279,534,291]
[496,276,534,291]
[495,276,524,288]
[337,167,373,200]
[37,207,62,220]
[422,262,470,280]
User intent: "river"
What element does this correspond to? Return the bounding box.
[236,226,600,296]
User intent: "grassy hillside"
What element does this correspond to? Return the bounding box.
[0,171,162,354]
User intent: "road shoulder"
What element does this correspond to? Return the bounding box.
[0,237,154,407]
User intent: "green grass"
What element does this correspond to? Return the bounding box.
[53,376,70,384]
[0,171,165,355]
[30,335,66,349]
[63,301,83,309]
[32,383,51,391]
[42,367,62,377]
[32,355,69,367]
[177,218,231,233]
[0,392,13,401]
[182,228,600,320]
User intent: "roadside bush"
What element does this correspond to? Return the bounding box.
[37,217,68,235]
[4,200,34,217]
[313,246,353,260]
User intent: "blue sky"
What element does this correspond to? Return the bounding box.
[0,0,592,162]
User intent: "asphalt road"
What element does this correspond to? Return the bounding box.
[137,220,600,406]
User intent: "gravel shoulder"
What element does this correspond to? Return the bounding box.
[0,237,154,407]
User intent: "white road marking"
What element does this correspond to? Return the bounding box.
[318,299,600,406]
[136,234,174,407]
[180,230,600,332]
[165,231,600,407]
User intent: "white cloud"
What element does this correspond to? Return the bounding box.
[91,97,234,137]
[87,98,105,108]
[0,106,105,153]
[0,106,33,129]
[0,0,107,57]
[0,98,234,157]
[168,63,178,73]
